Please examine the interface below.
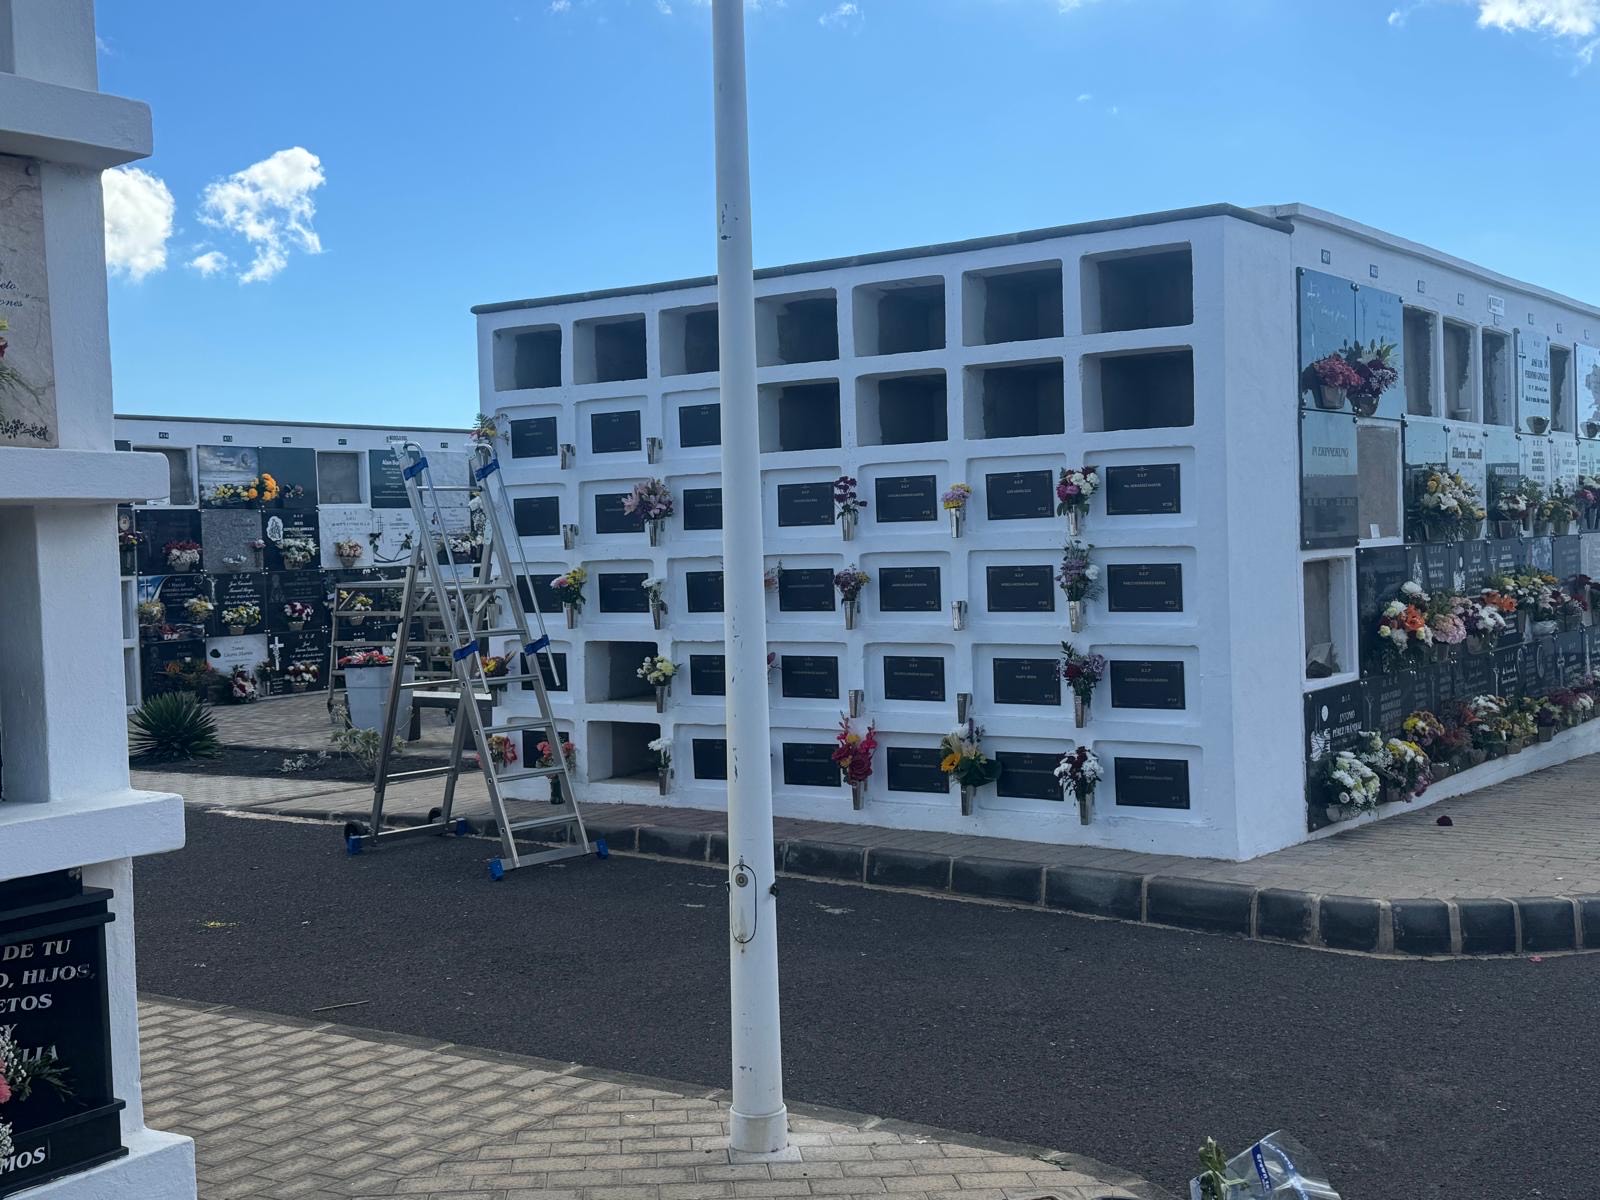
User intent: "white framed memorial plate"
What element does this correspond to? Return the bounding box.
[0,154,57,447]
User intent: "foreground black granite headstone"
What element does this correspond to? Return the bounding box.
[882,655,946,702]
[782,743,842,788]
[685,571,725,614]
[1104,463,1181,516]
[693,738,728,780]
[994,751,1060,800]
[985,565,1054,613]
[1113,757,1191,809]
[885,746,949,794]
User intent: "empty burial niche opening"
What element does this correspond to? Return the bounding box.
[1357,422,1402,539]
[1081,245,1193,334]
[964,362,1064,440]
[493,325,561,391]
[858,372,948,446]
[854,278,945,356]
[574,315,647,385]
[661,305,719,376]
[1303,557,1352,680]
[1082,349,1194,432]
[590,721,661,783]
[757,292,839,366]
[588,640,659,704]
[963,262,1064,346]
[759,381,842,452]
[1551,344,1573,432]
[1481,328,1513,426]
[1443,320,1475,421]
[1403,307,1435,417]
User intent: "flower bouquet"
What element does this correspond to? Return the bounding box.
[1376,581,1433,669]
[229,666,259,704]
[338,590,374,626]
[1427,592,1467,661]
[833,476,866,540]
[536,737,578,802]
[942,482,973,538]
[832,716,878,809]
[835,566,870,629]
[1540,482,1581,536]
[480,653,511,688]
[1306,351,1365,410]
[277,534,318,568]
[1059,642,1106,727]
[644,576,668,629]
[488,733,519,768]
[1464,591,1515,652]
[184,596,215,626]
[1345,341,1399,415]
[624,477,674,545]
[1414,469,1485,541]
[1054,745,1103,825]
[334,537,365,568]
[1321,748,1381,821]
[553,567,588,627]
[1490,478,1531,536]
[222,603,261,635]
[119,528,144,573]
[638,652,677,711]
[1057,541,1099,632]
[286,661,319,691]
[284,600,315,630]
[136,599,165,626]
[649,736,672,794]
[939,721,1000,815]
[339,650,393,669]
[1055,466,1099,535]
[164,539,201,571]
[0,1025,71,1164]
[1578,474,1600,530]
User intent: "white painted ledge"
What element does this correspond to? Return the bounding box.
[0,447,168,506]
[0,73,152,169]
[24,1128,196,1200]
[0,788,185,880]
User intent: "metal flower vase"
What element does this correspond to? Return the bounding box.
[843,598,858,630]
[1069,599,1086,633]
[1317,384,1346,411]
[950,508,964,539]
[840,509,856,542]
[851,781,866,811]
[951,600,967,631]
[651,600,664,630]
[655,681,670,713]
[564,603,577,629]
[1066,507,1082,537]
[960,783,976,816]
[648,519,665,547]
[1074,694,1089,728]
[657,767,671,796]
[1075,788,1093,826]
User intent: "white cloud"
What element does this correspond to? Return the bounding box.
[102,166,174,282]
[549,0,571,10]
[658,0,673,11]
[187,250,230,278]
[1475,0,1600,36]
[819,1,860,27]
[197,147,326,284]
[1076,92,1093,102]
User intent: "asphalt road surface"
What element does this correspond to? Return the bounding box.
[135,811,1599,1200]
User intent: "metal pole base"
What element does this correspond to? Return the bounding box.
[729,1105,790,1155]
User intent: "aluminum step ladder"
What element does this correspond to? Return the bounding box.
[343,440,599,878]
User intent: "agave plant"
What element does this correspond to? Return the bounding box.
[128,692,222,762]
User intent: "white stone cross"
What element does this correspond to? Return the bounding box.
[268,635,285,670]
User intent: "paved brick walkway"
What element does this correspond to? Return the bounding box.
[139,997,1161,1200]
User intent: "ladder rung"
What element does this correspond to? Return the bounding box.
[424,484,474,492]
[385,765,458,782]
[506,812,584,833]
[473,627,525,638]
[482,717,558,736]
[494,764,565,782]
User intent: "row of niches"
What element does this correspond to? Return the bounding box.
[510,464,1184,539]
[1298,267,1600,436]
[490,246,1196,391]
[1299,411,1600,551]
[547,718,1192,810]
[500,350,1194,462]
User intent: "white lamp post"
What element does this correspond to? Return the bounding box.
[711,0,789,1155]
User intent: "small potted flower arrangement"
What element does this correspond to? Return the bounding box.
[643,576,668,629]
[488,733,519,769]
[284,600,315,631]
[249,537,266,568]
[228,666,259,704]
[649,737,672,794]
[1056,541,1099,633]
[638,652,677,712]
[1540,482,1581,536]
[1402,710,1450,777]
[1490,478,1530,538]
[832,716,878,810]
[1320,746,1381,822]
[1578,474,1600,530]
[1306,351,1365,410]
[834,566,870,630]
[1520,479,1546,534]
[833,476,866,541]
[277,533,318,568]
[479,652,512,690]
[338,590,373,625]
[942,482,973,538]
[1059,642,1106,728]
[1464,591,1515,653]
[623,477,674,545]
[118,528,144,575]
[184,596,215,627]
[137,599,165,626]
[939,721,1000,815]
[1345,341,1399,417]
[164,539,201,572]
[536,738,578,802]
[334,537,365,569]
[1055,466,1099,536]
[1054,745,1103,825]
[1375,581,1433,670]
[1414,469,1485,541]
[1428,592,1467,662]
[286,661,319,692]
[552,567,588,627]
[223,603,261,635]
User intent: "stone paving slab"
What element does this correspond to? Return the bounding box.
[139,996,1165,1200]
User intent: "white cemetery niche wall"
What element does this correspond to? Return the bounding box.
[477,207,1305,860]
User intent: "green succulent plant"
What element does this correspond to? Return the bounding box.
[128,692,221,762]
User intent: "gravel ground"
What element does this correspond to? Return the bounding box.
[135,810,1600,1200]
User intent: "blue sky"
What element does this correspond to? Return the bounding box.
[99,0,1600,427]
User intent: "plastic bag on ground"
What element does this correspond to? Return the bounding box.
[1189,1130,1342,1199]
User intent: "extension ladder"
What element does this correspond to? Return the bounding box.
[343,440,598,878]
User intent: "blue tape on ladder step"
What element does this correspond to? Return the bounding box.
[401,456,429,480]
[474,458,500,480]
[524,636,550,655]
[453,644,477,662]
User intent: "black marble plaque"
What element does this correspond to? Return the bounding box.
[777,482,835,527]
[591,409,642,454]
[524,650,568,693]
[1364,671,1413,737]
[1104,463,1181,516]
[1304,681,1366,766]
[1420,542,1458,593]
[264,511,319,572]
[777,568,835,612]
[780,654,840,699]
[1489,538,1523,577]
[878,566,941,613]
[517,574,563,615]
[1528,536,1554,574]
[1527,635,1559,695]
[689,653,726,696]
[682,487,723,531]
[992,657,1061,707]
[510,416,558,459]
[267,572,328,631]
[782,743,842,788]
[136,509,203,575]
[994,751,1062,800]
[984,470,1053,521]
[1458,649,1494,700]
[514,496,561,537]
[686,570,725,613]
[1113,756,1191,810]
[874,475,938,523]
[368,449,411,509]
[885,746,949,794]
[1106,563,1183,613]
[142,636,207,694]
[1554,534,1582,583]
[597,571,649,613]
[1495,645,1525,698]
[1459,539,1490,592]
[213,572,268,633]
[693,737,728,780]
[883,655,946,702]
[257,446,318,510]
[1558,630,1588,687]
[679,403,721,448]
[594,492,645,534]
[985,565,1055,613]
[1300,410,1358,548]
[1108,660,1185,710]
